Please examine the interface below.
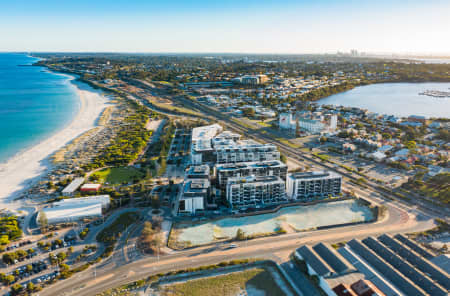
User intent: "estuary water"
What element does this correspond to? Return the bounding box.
[319,82,450,118]
[0,53,79,163]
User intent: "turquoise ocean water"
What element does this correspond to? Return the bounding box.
[0,53,79,163]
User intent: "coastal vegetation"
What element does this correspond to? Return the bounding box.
[95,259,259,296]
[97,212,139,244]
[84,101,152,170]
[0,217,22,245]
[298,82,356,103]
[402,173,450,204]
[158,267,286,296]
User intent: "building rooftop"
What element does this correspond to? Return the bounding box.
[182,178,210,195]
[61,177,84,194]
[297,245,334,277]
[313,243,356,274]
[227,175,283,185]
[216,160,286,171]
[289,170,341,180]
[186,165,210,178]
[191,124,223,152]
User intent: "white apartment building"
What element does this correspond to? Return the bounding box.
[215,160,287,189]
[279,112,338,134]
[190,124,223,164]
[226,175,286,208]
[190,124,281,166]
[287,171,342,200]
[214,139,280,164]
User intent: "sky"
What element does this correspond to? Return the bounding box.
[1,0,449,54]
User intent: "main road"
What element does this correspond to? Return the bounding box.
[41,186,434,296]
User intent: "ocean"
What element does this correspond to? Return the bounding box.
[0,53,79,163]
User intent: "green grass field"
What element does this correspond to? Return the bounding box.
[159,268,286,296]
[91,167,144,184]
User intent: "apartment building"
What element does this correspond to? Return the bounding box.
[190,124,223,165]
[214,139,280,164]
[287,171,342,200]
[226,175,286,208]
[215,160,287,189]
[279,112,338,134]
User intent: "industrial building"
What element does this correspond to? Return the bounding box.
[286,171,342,200]
[332,235,449,296]
[38,195,110,224]
[225,175,286,208]
[61,177,84,196]
[295,243,358,295]
[295,236,449,296]
[215,160,287,190]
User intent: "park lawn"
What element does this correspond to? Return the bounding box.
[160,268,286,296]
[92,167,144,184]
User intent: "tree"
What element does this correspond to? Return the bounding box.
[38,212,48,233]
[151,195,160,209]
[56,251,67,264]
[10,283,23,295]
[235,228,246,241]
[4,274,15,285]
[242,107,255,118]
[2,252,17,265]
[27,282,35,293]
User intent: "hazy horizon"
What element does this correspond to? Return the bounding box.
[1,0,450,54]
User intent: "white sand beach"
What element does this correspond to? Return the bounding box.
[0,82,108,210]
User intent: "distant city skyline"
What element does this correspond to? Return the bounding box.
[1,0,449,54]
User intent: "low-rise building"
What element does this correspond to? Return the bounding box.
[226,175,286,208]
[185,164,210,179]
[39,195,110,224]
[178,178,210,215]
[286,171,342,200]
[80,183,101,192]
[61,177,84,196]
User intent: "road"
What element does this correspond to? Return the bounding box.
[40,190,434,296]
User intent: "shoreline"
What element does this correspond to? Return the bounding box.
[0,76,109,210]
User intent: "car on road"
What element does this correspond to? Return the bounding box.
[228,244,238,249]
